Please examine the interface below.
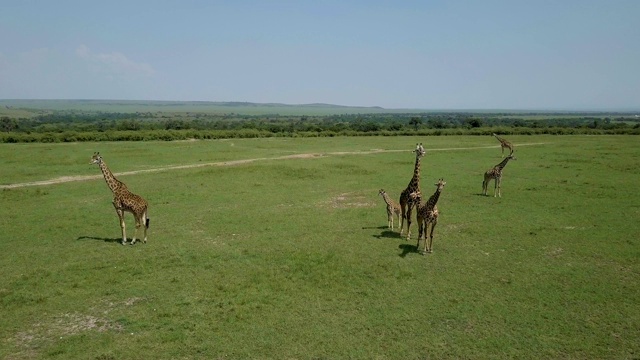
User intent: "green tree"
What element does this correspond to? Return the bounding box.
[0,117,18,132]
[465,118,483,128]
[408,117,422,131]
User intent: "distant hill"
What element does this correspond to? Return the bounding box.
[2,99,635,118]
[0,99,400,116]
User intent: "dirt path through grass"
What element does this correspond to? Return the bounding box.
[1,143,546,189]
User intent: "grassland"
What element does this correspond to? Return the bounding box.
[1,135,638,359]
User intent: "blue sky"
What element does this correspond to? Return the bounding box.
[1,1,638,110]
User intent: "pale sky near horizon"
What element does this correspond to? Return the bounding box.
[1,1,638,110]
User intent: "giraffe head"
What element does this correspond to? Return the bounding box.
[414,143,426,158]
[435,178,446,191]
[90,152,103,165]
[378,189,387,197]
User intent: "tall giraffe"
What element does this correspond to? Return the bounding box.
[378,189,401,231]
[91,152,149,245]
[399,143,426,240]
[482,153,516,197]
[410,179,446,254]
[493,133,514,157]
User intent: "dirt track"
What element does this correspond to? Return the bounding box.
[0,143,545,189]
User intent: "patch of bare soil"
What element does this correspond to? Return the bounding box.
[11,313,122,355]
[8,297,144,357]
[324,192,376,209]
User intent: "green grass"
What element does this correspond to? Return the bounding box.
[1,135,639,359]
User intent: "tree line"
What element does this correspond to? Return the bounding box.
[1,111,639,143]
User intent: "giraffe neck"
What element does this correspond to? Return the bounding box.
[426,189,442,209]
[496,157,512,171]
[98,160,124,194]
[407,154,422,190]
[381,192,393,205]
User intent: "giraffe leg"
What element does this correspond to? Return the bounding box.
[131,225,138,245]
[131,213,141,245]
[399,203,407,236]
[131,219,141,245]
[422,223,430,254]
[416,220,423,251]
[493,179,498,197]
[483,175,490,196]
[497,177,502,198]
[143,213,148,244]
[405,205,413,240]
[142,219,149,244]
[428,220,438,253]
[115,208,127,245]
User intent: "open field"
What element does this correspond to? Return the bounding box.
[1,135,639,359]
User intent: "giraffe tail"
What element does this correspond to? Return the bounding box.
[144,208,150,229]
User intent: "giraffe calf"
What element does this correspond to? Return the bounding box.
[409,179,446,254]
[378,189,401,231]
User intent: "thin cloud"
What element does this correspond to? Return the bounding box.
[76,45,155,78]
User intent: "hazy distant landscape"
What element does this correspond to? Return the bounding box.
[0,99,397,116]
[1,99,638,143]
[2,99,638,117]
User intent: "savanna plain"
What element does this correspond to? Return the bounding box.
[0,135,638,359]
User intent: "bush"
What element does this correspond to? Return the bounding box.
[1,126,639,143]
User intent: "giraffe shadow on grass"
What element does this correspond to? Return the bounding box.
[368,228,403,240]
[398,243,421,258]
[362,226,389,230]
[77,235,123,243]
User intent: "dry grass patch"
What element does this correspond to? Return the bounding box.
[8,297,145,357]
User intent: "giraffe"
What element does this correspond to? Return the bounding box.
[493,133,514,157]
[410,179,445,254]
[91,152,149,245]
[399,143,426,240]
[482,153,516,197]
[378,189,401,231]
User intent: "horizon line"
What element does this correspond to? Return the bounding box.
[1,98,638,113]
